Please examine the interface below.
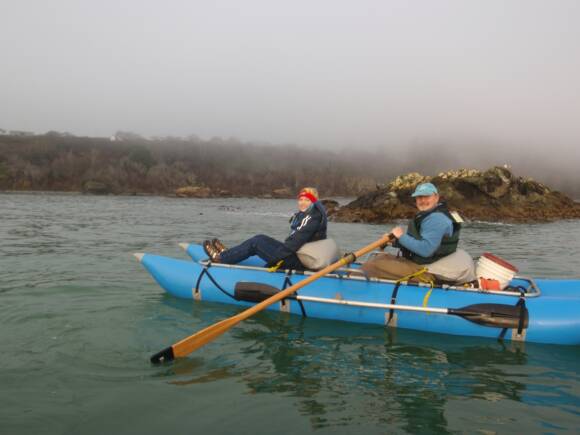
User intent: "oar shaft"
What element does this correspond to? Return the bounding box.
[293,294,449,315]
[159,235,393,361]
[234,282,526,330]
[214,238,390,319]
[173,318,239,357]
[287,295,523,329]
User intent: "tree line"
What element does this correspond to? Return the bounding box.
[0,133,391,196]
[1,132,578,198]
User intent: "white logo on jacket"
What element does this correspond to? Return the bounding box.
[290,215,312,235]
[297,215,311,230]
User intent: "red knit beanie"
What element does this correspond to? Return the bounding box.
[298,189,318,203]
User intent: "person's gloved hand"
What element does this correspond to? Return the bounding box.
[379,232,397,250]
[391,226,405,239]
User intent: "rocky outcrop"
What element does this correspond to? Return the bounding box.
[174,186,234,198]
[320,199,340,214]
[331,166,580,223]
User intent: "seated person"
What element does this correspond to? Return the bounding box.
[361,182,461,281]
[203,187,327,270]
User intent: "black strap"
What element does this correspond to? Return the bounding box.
[516,292,526,335]
[195,263,237,300]
[196,264,308,317]
[498,291,527,340]
[193,265,207,295]
[387,282,402,323]
[498,327,508,340]
[504,285,528,293]
[282,270,307,317]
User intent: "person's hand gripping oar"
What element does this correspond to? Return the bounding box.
[150,234,394,363]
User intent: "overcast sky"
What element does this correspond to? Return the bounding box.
[1,0,579,154]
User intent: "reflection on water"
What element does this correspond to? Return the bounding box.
[159,296,576,433]
[1,193,579,435]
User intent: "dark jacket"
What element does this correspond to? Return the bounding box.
[284,201,327,252]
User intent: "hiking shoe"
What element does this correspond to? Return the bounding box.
[202,240,221,262]
[211,238,227,254]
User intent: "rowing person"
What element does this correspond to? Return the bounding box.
[203,187,327,270]
[361,182,461,280]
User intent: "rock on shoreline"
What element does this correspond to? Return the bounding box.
[175,186,213,198]
[330,166,580,223]
[174,186,298,199]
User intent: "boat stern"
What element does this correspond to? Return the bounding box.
[134,253,201,299]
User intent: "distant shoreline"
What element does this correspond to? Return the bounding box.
[0,189,357,202]
[2,132,580,199]
[0,133,379,198]
[0,189,286,199]
[1,189,577,205]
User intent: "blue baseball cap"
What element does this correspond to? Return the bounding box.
[411,182,438,197]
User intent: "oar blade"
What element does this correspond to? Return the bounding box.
[234,282,284,302]
[150,346,175,364]
[150,316,240,364]
[450,303,528,329]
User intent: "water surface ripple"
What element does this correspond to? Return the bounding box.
[1,193,579,434]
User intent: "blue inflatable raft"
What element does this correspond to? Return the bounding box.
[135,243,580,346]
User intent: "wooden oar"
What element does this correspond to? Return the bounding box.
[150,234,393,363]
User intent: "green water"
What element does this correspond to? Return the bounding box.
[1,193,579,434]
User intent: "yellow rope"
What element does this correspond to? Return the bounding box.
[395,267,429,284]
[394,267,435,307]
[422,280,435,307]
[267,260,284,273]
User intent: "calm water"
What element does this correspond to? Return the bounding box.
[1,193,579,435]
